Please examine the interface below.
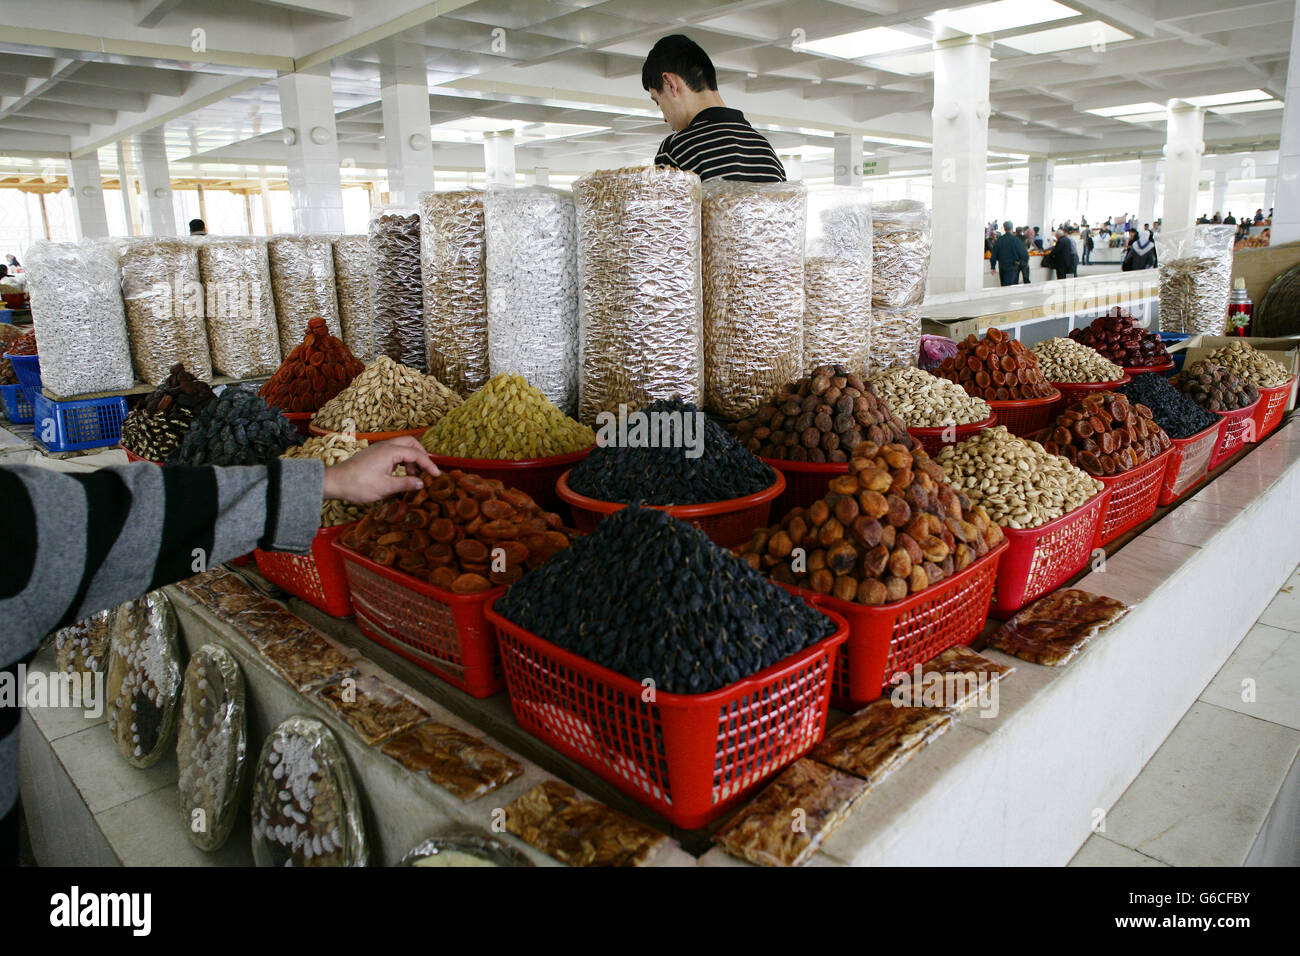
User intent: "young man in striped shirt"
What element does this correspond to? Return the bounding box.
[642,34,786,184]
[0,437,438,864]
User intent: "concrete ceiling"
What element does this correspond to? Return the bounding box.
[0,0,1290,177]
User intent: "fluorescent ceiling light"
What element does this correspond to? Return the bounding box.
[868,51,935,75]
[929,0,1078,36]
[1086,101,1164,118]
[1001,21,1130,55]
[1114,111,1167,124]
[1186,89,1271,108]
[799,26,927,60]
[1210,100,1284,114]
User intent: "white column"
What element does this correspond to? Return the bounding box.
[1161,103,1205,235]
[115,140,140,237]
[1272,0,1300,243]
[780,155,803,181]
[66,155,108,239]
[832,133,862,187]
[1026,157,1054,233]
[1264,175,1276,215]
[1211,168,1228,217]
[484,130,517,186]
[930,35,992,294]
[1138,159,1159,226]
[134,128,176,236]
[379,63,435,206]
[531,166,550,187]
[277,68,345,233]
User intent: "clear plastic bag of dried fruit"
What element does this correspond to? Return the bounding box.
[118,237,213,385]
[196,236,281,378]
[484,185,580,416]
[573,166,703,425]
[24,239,136,395]
[267,234,344,356]
[804,185,871,377]
[1157,225,1236,335]
[420,190,489,395]
[702,180,807,420]
[332,235,373,361]
[987,588,1129,666]
[368,205,425,371]
[871,200,931,309]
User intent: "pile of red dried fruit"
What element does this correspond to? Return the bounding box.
[259,316,365,413]
[338,469,572,593]
[1037,391,1171,477]
[935,327,1056,402]
[5,330,37,356]
[1068,308,1170,368]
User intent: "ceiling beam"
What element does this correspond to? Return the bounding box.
[0,58,85,122]
[134,0,184,29]
[247,0,354,20]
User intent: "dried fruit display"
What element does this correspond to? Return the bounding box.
[810,698,952,785]
[259,316,365,413]
[1031,337,1125,383]
[737,440,1005,605]
[1171,360,1260,412]
[196,237,280,378]
[311,356,461,434]
[267,235,344,357]
[52,608,113,679]
[936,426,1102,529]
[495,505,836,694]
[503,781,667,867]
[120,363,216,461]
[986,588,1130,666]
[701,180,806,419]
[803,256,870,377]
[727,365,914,463]
[1036,391,1172,476]
[4,330,37,356]
[419,373,595,459]
[250,716,367,867]
[935,327,1056,401]
[869,200,931,371]
[259,634,358,693]
[177,643,247,852]
[889,646,1014,712]
[867,365,992,427]
[311,673,430,746]
[106,591,182,768]
[1116,373,1218,440]
[1067,308,1170,368]
[567,397,773,505]
[1157,225,1236,335]
[338,467,573,590]
[381,721,523,801]
[282,433,375,526]
[1200,340,1291,387]
[167,387,302,466]
[420,189,489,394]
[0,326,31,384]
[119,237,213,385]
[713,758,867,867]
[368,208,425,370]
[573,166,703,426]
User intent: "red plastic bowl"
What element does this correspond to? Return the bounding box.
[1158,422,1220,506]
[990,490,1108,618]
[1251,375,1296,442]
[121,446,161,464]
[759,457,848,517]
[1123,360,1175,377]
[987,390,1060,438]
[556,469,786,549]
[1207,396,1262,469]
[906,412,997,456]
[1093,447,1174,547]
[427,446,594,514]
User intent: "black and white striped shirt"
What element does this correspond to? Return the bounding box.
[654,107,786,183]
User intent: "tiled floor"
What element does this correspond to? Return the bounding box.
[1070,562,1300,867]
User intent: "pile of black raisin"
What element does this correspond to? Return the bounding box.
[167,386,302,466]
[495,506,836,694]
[121,363,217,461]
[1116,373,1218,440]
[567,397,776,505]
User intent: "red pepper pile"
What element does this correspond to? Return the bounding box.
[259,317,364,413]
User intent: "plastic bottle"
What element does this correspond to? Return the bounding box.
[1227,277,1253,336]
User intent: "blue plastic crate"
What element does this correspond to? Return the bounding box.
[32,393,128,452]
[0,310,14,324]
[3,352,40,389]
[0,383,35,424]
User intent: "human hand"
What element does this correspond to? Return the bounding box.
[321,437,439,504]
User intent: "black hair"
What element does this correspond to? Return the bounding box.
[189,218,205,233]
[642,35,717,93]
[0,265,7,278]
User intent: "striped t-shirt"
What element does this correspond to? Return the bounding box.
[654,107,786,183]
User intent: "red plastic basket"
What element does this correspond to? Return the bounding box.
[282,410,314,436]
[1094,447,1174,547]
[255,524,354,617]
[332,538,505,697]
[1207,397,1262,470]
[781,539,1007,709]
[427,446,593,514]
[759,457,847,516]
[990,491,1108,618]
[556,470,785,549]
[1251,375,1295,442]
[487,598,849,829]
[1158,422,1220,506]
[906,413,997,456]
[120,447,161,464]
[1123,360,1175,377]
[1049,377,1130,416]
[987,391,1060,438]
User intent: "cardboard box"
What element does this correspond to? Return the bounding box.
[1172,335,1299,411]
